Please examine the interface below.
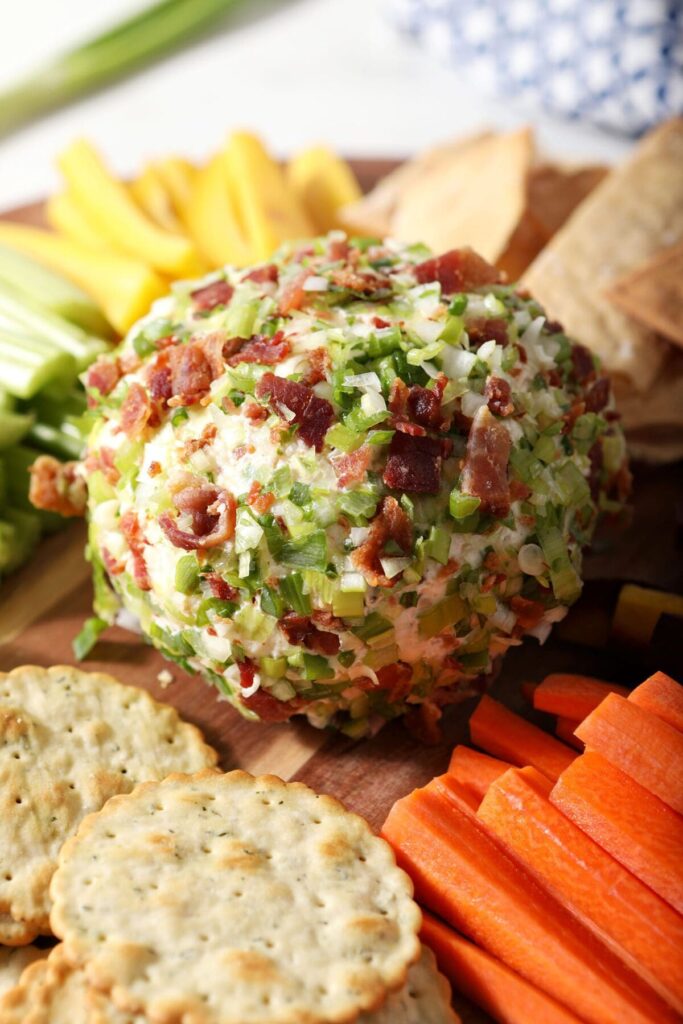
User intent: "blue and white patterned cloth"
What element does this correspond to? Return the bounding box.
[390,0,683,135]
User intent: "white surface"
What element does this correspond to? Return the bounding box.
[0,0,632,210]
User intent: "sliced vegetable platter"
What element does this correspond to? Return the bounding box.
[0,163,681,1024]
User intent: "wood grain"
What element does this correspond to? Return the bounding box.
[0,163,681,1024]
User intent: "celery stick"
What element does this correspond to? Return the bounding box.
[0,332,74,398]
[0,280,107,370]
[0,243,111,336]
[0,410,34,450]
[26,422,84,460]
[0,520,19,576]
[0,388,14,411]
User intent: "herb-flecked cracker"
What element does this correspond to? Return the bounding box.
[360,945,459,1024]
[0,664,218,940]
[0,944,47,999]
[50,770,421,1024]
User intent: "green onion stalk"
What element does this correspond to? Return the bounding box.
[0,0,264,141]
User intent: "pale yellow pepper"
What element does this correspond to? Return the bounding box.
[129,165,185,234]
[287,146,362,233]
[46,191,106,250]
[184,153,253,268]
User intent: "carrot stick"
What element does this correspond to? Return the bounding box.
[575,693,683,814]
[479,766,683,1014]
[421,912,584,1024]
[533,673,628,719]
[381,785,678,1024]
[551,751,683,915]
[629,671,683,734]
[447,746,511,806]
[555,716,583,750]
[469,695,575,781]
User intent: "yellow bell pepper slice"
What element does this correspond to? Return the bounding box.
[57,139,201,277]
[46,191,106,250]
[129,165,185,234]
[612,584,683,647]
[184,153,252,268]
[287,146,362,232]
[0,222,166,335]
[152,157,197,219]
[224,132,314,260]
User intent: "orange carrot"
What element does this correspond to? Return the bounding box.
[421,912,584,1024]
[469,695,575,781]
[551,751,683,915]
[479,766,683,1014]
[533,673,628,719]
[575,693,683,814]
[555,716,583,750]
[381,785,678,1024]
[448,746,511,806]
[629,671,683,734]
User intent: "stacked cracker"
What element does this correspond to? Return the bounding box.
[0,666,457,1022]
[343,120,683,462]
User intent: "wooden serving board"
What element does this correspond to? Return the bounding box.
[1,165,682,1024]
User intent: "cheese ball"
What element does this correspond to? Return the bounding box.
[83,235,628,735]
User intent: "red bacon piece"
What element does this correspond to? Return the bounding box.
[278,612,341,656]
[146,352,173,408]
[243,401,268,423]
[571,343,596,383]
[485,376,514,417]
[170,344,212,405]
[327,237,350,261]
[414,248,500,294]
[247,481,275,515]
[584,377,610,413]
[255,373,334,452]
[465,317,509,347]
[355,662,414,703]
[461,405,511,517]
[351,496,413,587]
[194,332,241,378]
[28,456,87,518]
[120,510,151,590]
[191,279,234,311]
[301,346,331,387]
[239,673,297,722]
[244,264,279,285]
[407,385,442,430]
[278,269,310,315]
[227,331,291,366]
[383,432,445,494]
[86,357,120,398]
[388,378,409,419]
[332,445,372,488]
[120,382,152,437]
[204,573,239,601]
[329,267,391,296]
[160,483,236,551]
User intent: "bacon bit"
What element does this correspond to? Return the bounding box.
[191,279,234,312]
[240,681,297,721]
[571,343,595,383]
[247,481,275,515]
[584,377,610,413]
[256,373,334,452]
[102,547,124,576]
[204,573,239,601]
[466,317,509,348]
[146,351,173,410]
[244,264,279,285]
[407,385,442,430]
[120,382,152,438]
[352,496,412,587]
[546,368,563,387]
[414,248,500,294]
[301,346,331,387]
[327,237,350,261]
[394,420,427,437]
[383,432,445,494]
[182,424,217,457]
[84,447,120,486]
[278,269,310,315]
[404,700,443,745]
[169,343,213,406]
[86,357,120,399]
[278,612,341,656]
[355,662,414,703]
[485,376,514,417]
[517,345,528,364]
[373,316,390,329]
[332,445,372,488]
[388,378,409,419]
[28,456,87,518]
[311,609,344,631]
[159,483,236,551]
[510,595,546,629]
[587,441,603,500]
[120,510,151,590]
[329,267,391,296]
[509,478,532,502]
[227,331,291,366]
[563,400,586,433]
[148,461,162,478]
[545,319,564,334]
[243,401,268,423]
[119,350,142,374]
[461,405,511,517]
[194,332,241,378]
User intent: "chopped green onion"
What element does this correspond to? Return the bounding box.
[175,553,200,594]
[418,594,467,638]
[325,422,363,453]
[260,584,285,618]
[338,489,378,522]
[260,656,287,678]
[353,612,392,643]
[171,406,190,427]
[196,597,238,625]
[449,295,468,316]
[302,653,335,681]
[279,572,311,615]
[289,481,311,506]
[537,524,582,603]
[72,615,108,660]
[279,530,327,571]
[449,489,481,520]
[337,650,356,668]
[332,589,365,618]
[425,525,450,565]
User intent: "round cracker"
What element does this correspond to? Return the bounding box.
[0,944,140,1024]
[0,944,47,999]
[360,945,458,1024]
[0,911,42,947]
[0,665,218,934]
[51,770,421,1024]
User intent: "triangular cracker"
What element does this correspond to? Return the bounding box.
[606,242,683,349]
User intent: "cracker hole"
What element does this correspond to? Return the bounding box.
[105,832,116,840]
[11,753,20,760]
[67,727,73,734]
[311,818,322,825]
[233,891,243,898]
[14,797,22,805]
[4,873,12,881]
[358,855,367,863]
[199,934,208,942]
